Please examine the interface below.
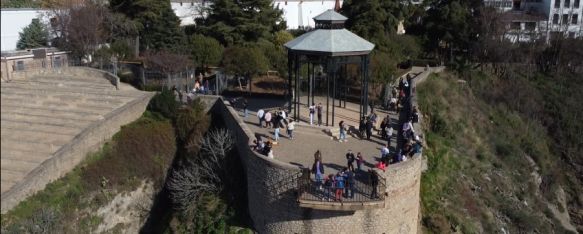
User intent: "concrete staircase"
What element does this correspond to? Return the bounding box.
[0,73,148,201]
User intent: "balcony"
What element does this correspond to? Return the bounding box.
[297,170,386,211]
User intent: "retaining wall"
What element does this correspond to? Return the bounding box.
[0,75,152,214]
[199,95,423,234]
[10,66,120,89]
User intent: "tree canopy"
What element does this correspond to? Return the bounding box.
[196,0,286,45]
[110,0,184,50]
[17,18,49,50]
[221,46,268,76]
[188,34,224,69]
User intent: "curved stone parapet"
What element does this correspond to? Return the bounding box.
[200,95,424,233]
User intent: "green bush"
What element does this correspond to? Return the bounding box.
[82,117,176,191]
[148,89,179,119]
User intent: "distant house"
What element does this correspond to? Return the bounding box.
[1,48,69,81]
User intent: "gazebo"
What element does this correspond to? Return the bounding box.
[284,9,375,126]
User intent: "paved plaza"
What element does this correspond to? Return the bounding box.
[239,96,399,175]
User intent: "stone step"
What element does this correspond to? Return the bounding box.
[1,158,42,174]
[0,102,106,116]
[1,179,16,194]
[1,107,103,122]
[1,120,82,136]
[1,113,93,129]
[1,98,117,113]
[0,91,129,107]
[0,139,60,154]
[1,128,74,145]
[1,149,52,163]
[1,82,143,99]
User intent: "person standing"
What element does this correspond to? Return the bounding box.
[287,119,295,139]
[312,157,325,190]
[338,121,347,142]
[316,103,323,126]
[309,103,315,125]
[369,169,379,199]
[264,111,272,128]
[243,99,249,117]
[343,168,355,199]
[386,126,394,147]
[365,118,373,140]
[257,109,265,127]
[274,121,280,142]
[359,117,366,139]
[380,144,390,161]
[334,172,345,201]
[356,152,364,171]
[346,150,356,172]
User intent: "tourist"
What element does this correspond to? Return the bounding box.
[369,101,374,115]
[358,117,366,139]
[411,135,423,157]
[242,99,249,117]
[346,150,355,172]
[411,106,420,124]
[389,97,398,111]
[334,172,345,201]
[343,168,355,199]
[356,152,364,171]
[273,120,280,142]
[386,126,394,146]
[314,150,322,162]
[264,111,272,128]
[312,157,325,190]
[317,103,323,126]
[365,118,373,140]
[375,160,386,172]
[280,109,287,119]
[338,121,347,142]
[380,144,390,161]
[324,174,335,201]
[369,111,378,126]
[257,109,265,127]
[309,103,315,125]
[403,120,414,140]
[287,119,295,139]
[379,116,388,137]
[263,141,273,158]
[369,169,379,199]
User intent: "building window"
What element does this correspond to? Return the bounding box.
[555,0,561,8]
[565,0,571,7]
[53,57,61,68]
[563,14,569,24]
[511,22,522,30]
[568,32,576,38]
[526,22,537,30]
[575,0,580,8]
[573,14,579,24]
[15,61,25,71]
[553,14,560,24]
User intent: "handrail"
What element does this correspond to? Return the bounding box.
[297,169,385,204]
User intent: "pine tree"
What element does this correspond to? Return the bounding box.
[17,18,49,50]
[199,0,286,45]
[110,0,184,50]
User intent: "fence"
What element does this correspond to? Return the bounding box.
[297,169,386,203]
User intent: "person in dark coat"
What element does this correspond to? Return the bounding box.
[369,169,379,199]
[365,118,373,140]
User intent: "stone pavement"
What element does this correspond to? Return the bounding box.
[239,96,399,175]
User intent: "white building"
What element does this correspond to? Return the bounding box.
[485,0,582,41]
[1,9,49,51]
[170,0,343,29]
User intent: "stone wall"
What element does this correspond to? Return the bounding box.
[199,95,423,234]
[10,66,120,89]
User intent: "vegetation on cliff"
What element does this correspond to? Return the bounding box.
[418,71,582,233]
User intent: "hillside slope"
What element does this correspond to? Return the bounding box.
[417,72,582,233]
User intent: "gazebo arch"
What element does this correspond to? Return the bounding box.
[285,9,375,126]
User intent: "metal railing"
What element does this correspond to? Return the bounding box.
[297,169,385,203]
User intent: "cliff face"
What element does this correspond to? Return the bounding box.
[417,72,582,234]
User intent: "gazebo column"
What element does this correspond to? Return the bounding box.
[295,54,301,121]
[363,55,370,116]
[326,59,330,127]
[332,60,336,127]
[287,52,293,114]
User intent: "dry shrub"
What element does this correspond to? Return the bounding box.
[82,118,176,191]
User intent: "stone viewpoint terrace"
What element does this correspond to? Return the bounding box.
[1,68,154,213]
